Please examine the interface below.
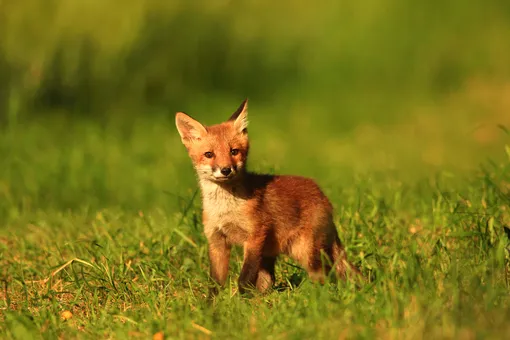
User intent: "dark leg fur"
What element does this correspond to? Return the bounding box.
[238,244,263,294]
[256,256,277,293]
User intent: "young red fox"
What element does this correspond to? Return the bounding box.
[175,99,361,294]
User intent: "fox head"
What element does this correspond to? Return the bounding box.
[176,99,250,183]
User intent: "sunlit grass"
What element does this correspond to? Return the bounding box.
[1,102,509,338]
[1,1,510,337]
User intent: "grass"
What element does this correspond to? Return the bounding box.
[2,1,510,338]
[1,99,510,339]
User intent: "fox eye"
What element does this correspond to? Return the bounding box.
[204,151,214,158]
[230,149,240,156]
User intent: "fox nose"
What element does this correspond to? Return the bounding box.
[220,167,232,176]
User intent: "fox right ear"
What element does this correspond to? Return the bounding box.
[175,112,207,143]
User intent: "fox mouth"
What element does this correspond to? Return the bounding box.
[212,174,236,182]
[196,165,243,183]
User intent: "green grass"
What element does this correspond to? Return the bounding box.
[2,1,510,338]
[1,103,510,339]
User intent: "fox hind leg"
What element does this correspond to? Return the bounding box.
[307,246,334,284]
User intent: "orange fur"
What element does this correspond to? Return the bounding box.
[176,99,361,294]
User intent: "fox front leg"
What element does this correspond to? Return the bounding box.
[256,256,276,293]
[238,237,265,295]
[207,232,231,296]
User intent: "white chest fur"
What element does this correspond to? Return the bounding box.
[199,180,252,240]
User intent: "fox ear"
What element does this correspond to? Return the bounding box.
[229,99,248,134]
[175,112,207,143]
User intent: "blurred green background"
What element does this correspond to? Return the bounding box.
[1,0,510,219]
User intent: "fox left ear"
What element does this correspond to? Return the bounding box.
[229,99,248,134]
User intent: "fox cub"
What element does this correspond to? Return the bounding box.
[175,99,360,294]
